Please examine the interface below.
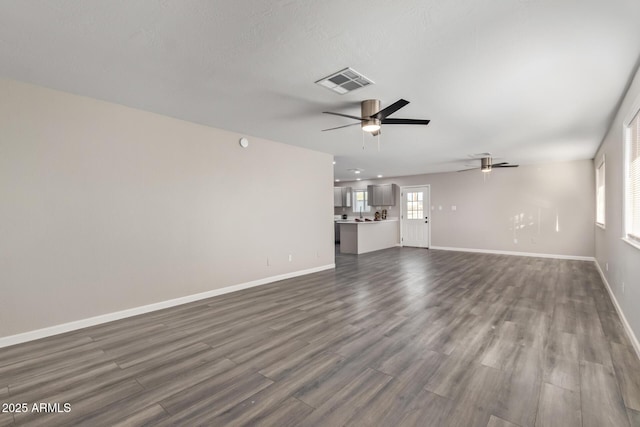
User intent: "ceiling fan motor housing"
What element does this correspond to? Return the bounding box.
[481,157,492,172]
[361,99,381,131]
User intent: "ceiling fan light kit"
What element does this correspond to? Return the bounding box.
[360,99,381,132]
[481,157,492,172]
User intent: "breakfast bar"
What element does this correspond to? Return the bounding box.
[337,219,399,254]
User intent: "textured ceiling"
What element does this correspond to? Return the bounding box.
[1,1,639,181]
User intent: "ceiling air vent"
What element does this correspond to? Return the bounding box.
[315,67,374,95]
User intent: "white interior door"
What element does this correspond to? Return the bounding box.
[401,186,430,248]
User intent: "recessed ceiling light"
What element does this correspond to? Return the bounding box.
[377,174,383,178]
[356,178,361,181]
[354,170,361,174]
[333,161,336,165]
[335,179,340,182]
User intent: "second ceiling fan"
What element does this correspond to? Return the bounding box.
[458,156,519,172]
[322,99,430,136]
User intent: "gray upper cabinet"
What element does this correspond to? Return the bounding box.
[367,183,396,206]
[334,187,352,207]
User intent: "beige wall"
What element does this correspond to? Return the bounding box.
[0,78,334,338]
[337,159,595,257]
[594,64,640,341]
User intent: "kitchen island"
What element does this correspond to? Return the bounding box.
[337,219,399,254]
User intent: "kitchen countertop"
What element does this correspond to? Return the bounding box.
[336,219,398,224]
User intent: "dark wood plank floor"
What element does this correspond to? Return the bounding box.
[1,248,639,426]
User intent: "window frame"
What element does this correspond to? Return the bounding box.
[622,96,640,251]
[406,190,424,220]
[352,189,371,214]
[596,155,605,228]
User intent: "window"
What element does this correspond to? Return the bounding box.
[352,189,371,214]
[625,106,640,244]
[596,156,605,227]
[406,191,424,219]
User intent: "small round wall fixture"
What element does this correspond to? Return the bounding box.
[239,137,249,148]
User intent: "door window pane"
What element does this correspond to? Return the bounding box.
[406,191,424,219]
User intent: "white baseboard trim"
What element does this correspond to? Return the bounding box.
[0,263,335,349]
[594,261,640,360]
[429,246,595,262]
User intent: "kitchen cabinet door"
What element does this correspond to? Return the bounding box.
[334,187,343,207]
[382,184,396,205]
[334,187,352,207]
[367,184,395,206]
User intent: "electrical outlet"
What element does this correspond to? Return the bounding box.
[606,262,608,272]
[513,238,518,244]
[451,205,457,211]
[288,254,292,262]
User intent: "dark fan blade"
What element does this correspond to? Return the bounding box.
[457,167,480,172]
[323,111,365,121]
[380,118,430,125]
[492,162,508,167]
[494,164,519,168]
[321,123,361,132]
[371,99,410,120]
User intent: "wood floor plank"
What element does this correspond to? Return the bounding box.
[610,341,640,411]
[122,342,216,385]
[487,415,520,427]
[293,336,398,408]
[9,361,122,404]
[445,363,507,427]
[580,360,630,427]
[136,357,238,400]
[0,248,634,426]
[0,413,13,427]
[110,404,170,427]
[211,352,344,426]
[493,345,543,427]
[76,357,238,426]
[249,397,314,427]
[350,357,448,426]
[258,339,348,381]
[0,343,106,385]
[628,408,640,427]
[158,372,274,425]
[298,367,392,426]
[579,332,613,367]
[0,335,94,367]
[542,353,579,392]
[424,353,489,401]
[545,329,579,361]
[395,389,455,427]
[535,382,581,427]
[599,310,632,347]
[14,379,144,426]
